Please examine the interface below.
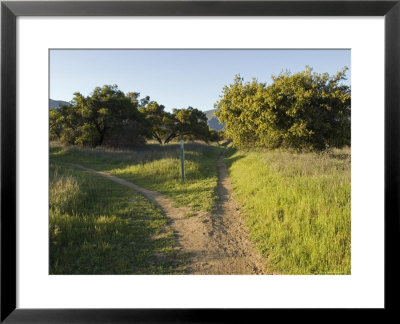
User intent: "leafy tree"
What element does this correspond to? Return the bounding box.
[73,85,141,146]
[139,95,151,108]
[49,109,63,140]
[50,85,214,147]
[215,67,351,150]
[139,103,211,144]
[139,101,173,144]
[49,103,83,144]
[214,75,265,148]
[164,107,211,144]
[103,119,147,147]
[209,129,224,142]
[50,85,147,147]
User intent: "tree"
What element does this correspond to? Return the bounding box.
[49,103,83,145]
[139,104,211,144]
[209,129,224,142]
[73,85,142,146]
[139,101,173,144]
[49,109,63,140]
[164,107,211,144]
[50,85,214,147]
[50,85,147,147]
[214,75,265,148]
[215,67,351,150]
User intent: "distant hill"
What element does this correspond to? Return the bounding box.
[204,109,224,131]
[49,99,70,110]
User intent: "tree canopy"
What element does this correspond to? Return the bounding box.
[50,85,147,147]
[163,107,210,144]
[215,66,351,150]
[138,101,172,144]
[50,85,213,147]
[139,102,211,144]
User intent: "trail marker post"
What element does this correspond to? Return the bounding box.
[180,140,185,182]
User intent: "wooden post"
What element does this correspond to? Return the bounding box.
[180,140,185,182]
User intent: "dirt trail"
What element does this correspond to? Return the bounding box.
[68,151,266,274]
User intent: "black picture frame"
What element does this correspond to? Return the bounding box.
[1,0,399,322]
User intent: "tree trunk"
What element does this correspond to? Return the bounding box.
[98,130,105,146]
[153,132,163,144]
[164,132,177,144]
[93,119,106,146]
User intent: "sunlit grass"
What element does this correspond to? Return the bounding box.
[50,141,222,212]
[225,146,351,274]
[50,140,349,274]
[49,161,184,274]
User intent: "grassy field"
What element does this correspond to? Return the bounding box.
[50,142,222,212]
[224,146,351,275]
[50,140,350,275]
[50,161,185,274]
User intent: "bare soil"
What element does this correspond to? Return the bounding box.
[68,150,267,274]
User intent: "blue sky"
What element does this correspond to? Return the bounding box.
[50,49,350,112]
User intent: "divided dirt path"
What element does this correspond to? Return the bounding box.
[68,150,266,274]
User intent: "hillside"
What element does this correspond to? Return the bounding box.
[204,109,224,131]
[49,99,69,110]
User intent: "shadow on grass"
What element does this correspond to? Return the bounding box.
[49,162,186,275]
[223,146,246,168]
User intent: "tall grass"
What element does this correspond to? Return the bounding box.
[50,142,222,212]
[225,147,351,274]
[50,161,184,274]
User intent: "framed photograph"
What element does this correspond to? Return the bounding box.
[1,0,399,322]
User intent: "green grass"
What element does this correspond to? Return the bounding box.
[50,141,223,212]
[224,146,351,275]
[50,140,349,274]
[50,161,185,274]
